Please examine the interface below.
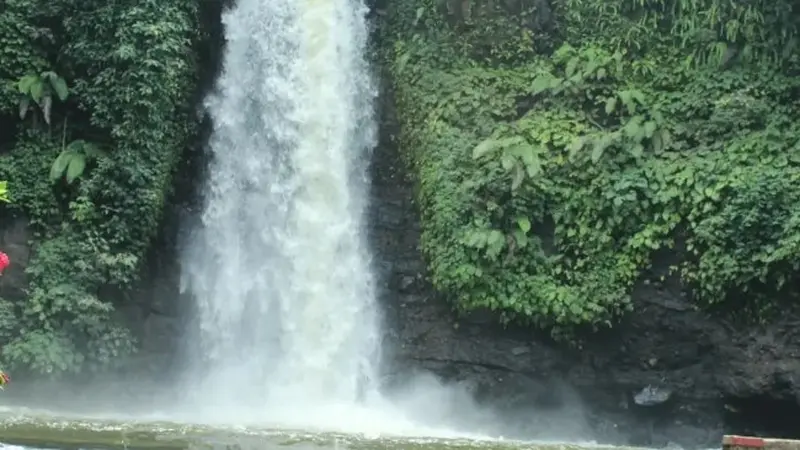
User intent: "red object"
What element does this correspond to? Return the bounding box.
[0,252,8,274]
[724,436,766,448]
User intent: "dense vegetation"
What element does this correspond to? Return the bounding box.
[0,0,201,374]
[383,0,800,338]
[1,0,798,374]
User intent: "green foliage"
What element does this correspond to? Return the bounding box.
[17,71,68,125]
[384,0,800,338]
[0,7,48,114]
[0,182,9,203]
[49,140,105,185]
[0,0,201,375]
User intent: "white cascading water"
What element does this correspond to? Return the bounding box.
[177,0,508,438]
[180,0,384,425]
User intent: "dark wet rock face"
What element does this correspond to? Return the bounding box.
[368,91,800,448]
[634,386,673,407]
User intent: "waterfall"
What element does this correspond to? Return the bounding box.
[175,0,511,438]
[179,0,382,420]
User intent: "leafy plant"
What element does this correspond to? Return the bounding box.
[0,0,201,375]
[49,140,104,185]
[383,0,800,340]
[17,71,69,125]
[472,135,543,191]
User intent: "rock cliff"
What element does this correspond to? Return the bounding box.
[369,86,800,448]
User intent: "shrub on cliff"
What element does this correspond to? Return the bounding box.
[0,0,200,374]
[384,0,800,339]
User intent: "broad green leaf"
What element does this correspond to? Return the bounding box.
[618,90,637,114]
[509,142,533,162]
[631,89,646,105]
[630,143,644,158]
[510,143,542,177]
[511,164,525,190]
[623,116,645,138]
[568,137,584,157]
[498,136,525,148]
[565,57,579,77]
[516,217,532,233]
[651,130,663,153]
[18,98,29,120]
[396,52,411,73]
[50,76,69,101]
[40,95,53,125]
[472,138,500,159]
[486,230,506,257]
[414,7,425,24]
[513,229,528,248]
[17,75,38,94]
[50,151,75,182]
[531,75,551,95]
[462,230,486,248]
[591,140,605,163]
[487,230,506,245]
[29,79,44,102]
[660,129,672,149]
[584,59,599,76]
[500,154,515,171]
[605,97,617,115]
[0,181,9,203]
[643,120,657,138]
[65,153,87,184]
[523,156,541,178]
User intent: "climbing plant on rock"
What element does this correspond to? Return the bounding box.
[49,140,105,185]
[0,0,201,375]
[382,0,800,339]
